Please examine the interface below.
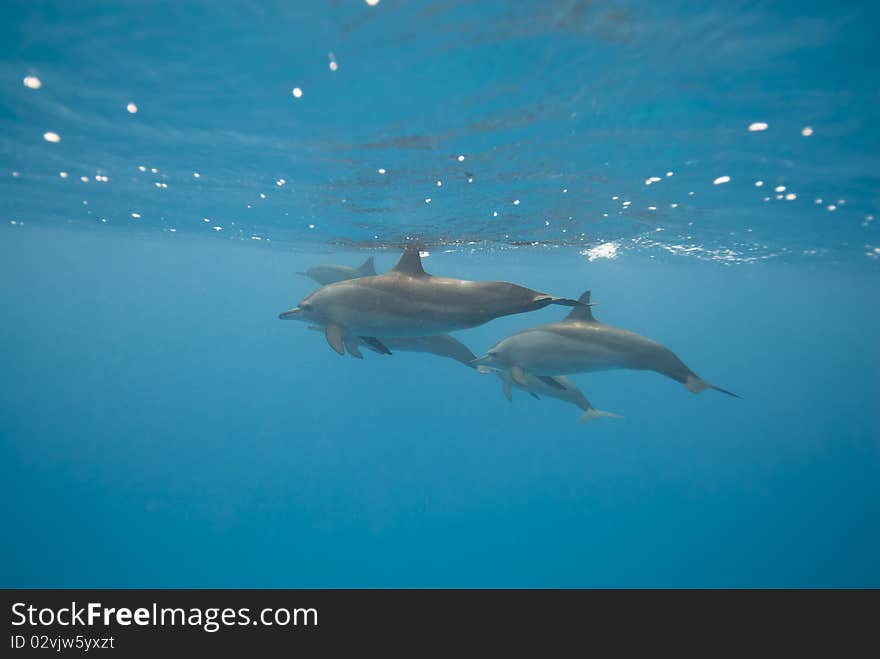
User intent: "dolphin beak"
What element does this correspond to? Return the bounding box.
[278,307,301,320]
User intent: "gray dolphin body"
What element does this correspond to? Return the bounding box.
[478,366,621,423]
[472,291,739,397]
[362,334,476,365]
[298,256,376,286]
[304,324,476,365]
[279,248,584,356]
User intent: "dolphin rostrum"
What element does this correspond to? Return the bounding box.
[279,248,584,357]
[477,365,622,423]
[471,291,739,397]
[298,256,376,286]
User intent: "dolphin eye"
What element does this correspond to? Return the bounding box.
[300,303,312,311]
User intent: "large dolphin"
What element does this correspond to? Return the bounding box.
[477,365,621,423]
[471,291,739,397]
[298,256,376,286]
[279,247,584,356]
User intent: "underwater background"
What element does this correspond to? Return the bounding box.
[1,1,878,587]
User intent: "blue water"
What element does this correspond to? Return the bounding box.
[1,1,879,587]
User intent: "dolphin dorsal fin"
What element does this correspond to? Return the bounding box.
[391,247,427,276]
[357,256,376,275]
[563,291,596,322]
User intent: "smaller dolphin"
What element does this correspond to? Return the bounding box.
[472,291,739,397]
[298,256,376,286]
[306,325,476,366]
[362,334,477,366]
[477,365,621,423]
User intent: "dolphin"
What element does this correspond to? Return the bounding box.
[361,334,477,365]
[471,291,739,397]
[477,365,622,423]
[305,324,476,365]
[298,256,376,286]
[279,247,585,357]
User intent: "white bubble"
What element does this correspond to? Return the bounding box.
[467,177,473,183]
[203,218,211,223]
[329,61,338,72]
[138,165,147,172]
[827,204,837,212]
[801,126,814,137]
[126,102,138,114]
[815,198,823,204]
[308,224,315,229]
[80,176,89,183]
[259,193,266,199]
[785,193,796,200]
[43,131,61,143]
[59,171,68,178]
[425,198,431,204]
[774,185,786,192]
[457,155,465,162]
[292,87,303,99]
[23,76,42,90]
[755,180,764,187]
[436,180,442,187]
[713,176,731,185]
[276,178,286,187]
[377,168,386,175]
[513,199,520,205]
[666,171,674,177]
[150,167,158,174]
[213,226,223,232]
[365,0,380,5]
[131,213,141,218]
[748,122,768,132]
[492,211,498,217]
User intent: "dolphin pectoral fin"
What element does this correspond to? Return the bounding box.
[528,392,541,400]
[343,335,363,359]
[685,375,741,398]
[360,337,392,355]
[325,323,345,355]
[536,375,567,391]
[510,366,529,387]
[501,379,512,401]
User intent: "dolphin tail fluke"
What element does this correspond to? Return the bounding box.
[685,375,741,398]
[543,295,594,308]
[579,409,623,423]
